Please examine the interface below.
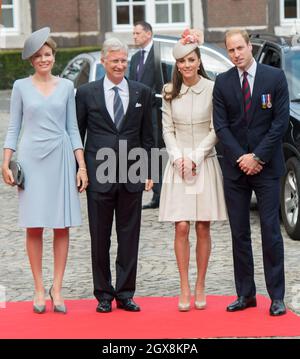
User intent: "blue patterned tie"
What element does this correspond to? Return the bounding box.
[112,86,124,128]
[136,50,145,81]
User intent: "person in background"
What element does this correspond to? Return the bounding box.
[159,29,227,311]
[213,29,289,316]
[129,20,164,209]
[2,27,88,314]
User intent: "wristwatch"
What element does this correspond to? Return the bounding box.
[252,153,265,164]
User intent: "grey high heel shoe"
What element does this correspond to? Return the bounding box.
[49,286,67,314]
[33,303,46,314]
[33,294,46,314]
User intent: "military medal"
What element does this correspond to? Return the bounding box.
[266,94,272,108]
[261,94,267,109]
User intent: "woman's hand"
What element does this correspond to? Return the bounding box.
[2,165,15,186]
[76,168,88,193]
[174,158,185,178]
[183,157,196,178]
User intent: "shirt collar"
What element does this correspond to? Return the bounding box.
[104,75,128,92]
[179,77,207,95]
[238,59,257,79]
[142,40,153,54]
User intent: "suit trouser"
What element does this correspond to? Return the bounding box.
[87,184,143,302]
[151,104,164,199]
[224,175,285,300]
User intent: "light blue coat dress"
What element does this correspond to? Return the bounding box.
[4,77,83,228]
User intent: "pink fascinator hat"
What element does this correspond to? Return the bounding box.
[173,29,204,60]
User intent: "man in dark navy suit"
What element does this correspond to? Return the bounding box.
[129,21,164,209]
[213,29,289,316]
[76,38,154,313]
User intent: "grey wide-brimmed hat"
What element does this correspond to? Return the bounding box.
[172,41,198,60]
[22,27,51,60]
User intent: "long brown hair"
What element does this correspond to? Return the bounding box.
[164,47,209,101]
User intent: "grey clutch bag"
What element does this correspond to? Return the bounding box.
[9,160,25,189]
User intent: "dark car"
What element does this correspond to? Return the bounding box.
[250,33,300,240]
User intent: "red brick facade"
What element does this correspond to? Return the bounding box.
[35,0,98,32]
[33,0,100,46]
[206,0,268,28]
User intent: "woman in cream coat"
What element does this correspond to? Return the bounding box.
[159,30,227,311]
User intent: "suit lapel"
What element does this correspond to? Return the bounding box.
[232,68,244,114]
[118,79,140,132]
[139,45,154,82]
[92,78,117,131]
[248,63,264,122]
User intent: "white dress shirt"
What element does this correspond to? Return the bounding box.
[103,75,129,123]
[141,40,153,64]
[238,59,257,94]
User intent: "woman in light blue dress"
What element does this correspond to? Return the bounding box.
[1,28,88,314]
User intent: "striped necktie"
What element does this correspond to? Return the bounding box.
[242,71,252,122]
[112,86,124,128]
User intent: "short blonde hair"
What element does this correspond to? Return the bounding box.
[44,37,57,56]
[225,29,250,48]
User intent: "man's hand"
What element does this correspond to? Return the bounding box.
[145,179,153,191]
[237,154,263,175]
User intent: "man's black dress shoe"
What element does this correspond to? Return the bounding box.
[96,300,112,313]
[142,198,159,209]
[270,299,286,316]
[227,296,257,312]
[116,298,141,312]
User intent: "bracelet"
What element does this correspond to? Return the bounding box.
[78,167,87,171]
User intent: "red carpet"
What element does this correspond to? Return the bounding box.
[0,295,299,338]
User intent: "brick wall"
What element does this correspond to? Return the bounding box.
[206,0,268,28]
[34,0,100,46]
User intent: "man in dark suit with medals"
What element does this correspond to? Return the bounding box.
[213,29,289,316]
[76,38,154,313]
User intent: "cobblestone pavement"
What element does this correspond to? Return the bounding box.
[0,109,300,321]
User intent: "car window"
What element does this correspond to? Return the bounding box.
[61,58,83,84]
[76,60,90,87]
[260,47,281,68]
[251,43,263,60]
[200,47,233,80]
[284,48,300,101]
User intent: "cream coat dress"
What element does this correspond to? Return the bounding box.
[159,78,227,222]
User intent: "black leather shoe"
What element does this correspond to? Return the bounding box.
[116,298,141,312]
[96,300,112,313]
[270,299,286,316]
[226,296,257,312]
[142,198,159,209]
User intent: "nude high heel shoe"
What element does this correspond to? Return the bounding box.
[194,288,206,310]
[178,293,191,312]
[49,286,67,314]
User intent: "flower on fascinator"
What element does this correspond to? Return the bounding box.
[180,28,203,45]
